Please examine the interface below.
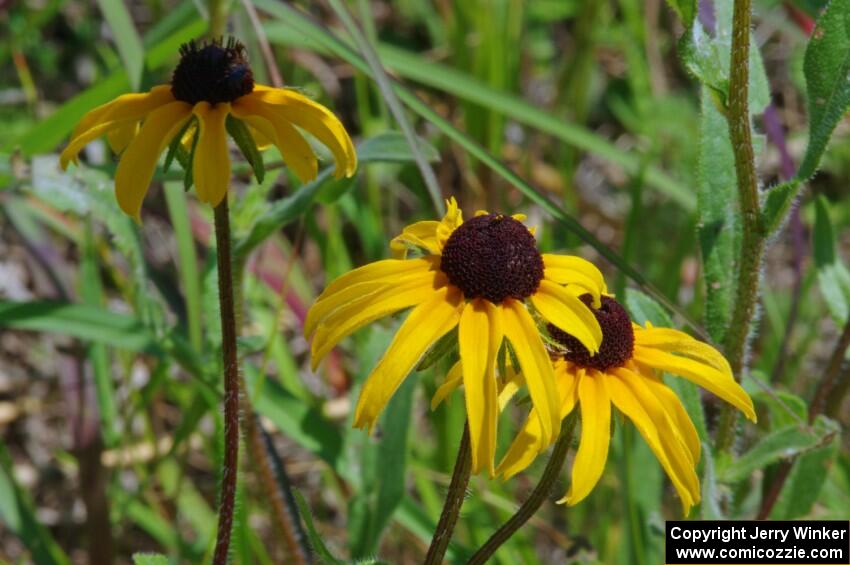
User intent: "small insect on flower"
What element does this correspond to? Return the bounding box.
[493,293,757,515]
[60,37,357,220]
[306,198,608,477]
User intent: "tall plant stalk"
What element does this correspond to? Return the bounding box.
[424,424,472,565]
[716,0,765,452]
[467,416,576,564]
[212,200,241,564]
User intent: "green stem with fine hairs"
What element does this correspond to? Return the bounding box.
[424,424,473,565]
[466,415,577,565]
[212,200,241,565]
[715,0,765,453]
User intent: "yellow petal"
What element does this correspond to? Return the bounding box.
[642,374,701,464]
[310,271,445,369]
[192,102,232,207]
[531,280,602,354]
[114,101,193,220]
[232,96,318,183]
[632,346,756,422]
[542,254,608,299]
[561,371,610,505]
[62,85,176,169]
[431,361,463,410]
[107,121,140,154]
[247,88,357,178]
[316,257,437,304]
[501,299,559,447]
[609,368,700,515]
[248,125,273,150]
[635,326,731,374]
[305,263,435,337]
[436,197,463,250]
[390,221,442,259]
[497,368,525,411]
[354,286,463,431]
[498,361,580,479]
[460,299,502,476]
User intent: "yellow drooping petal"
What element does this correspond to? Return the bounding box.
[498,362,580,479]
[390,221,442,259]
[436,197,463,250]
[107,121,139,154]
[609,368,700,514]
[642,374,701,464]
[318,257,437,300]
[354,285,463,431]
[459,299,502,476]
[247,87,357,178]
[248,125,273,150]
[305,260,436,337]
[635,326,731,374]
[497,368,525,411]
[114,101,193,220]
[310,271,444,369]
[632,346,756,422]
[501,299,560,448]
[192,102,232,207]
[431,361,463,410]
[62,85,176,169]
[531,280,602,354]
[232,95,318,183]
[561,371,610,505]
[542,254,608,303]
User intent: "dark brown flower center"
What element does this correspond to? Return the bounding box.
[549,296,634,371]
[171,38,254,105]
[439,214,543,303]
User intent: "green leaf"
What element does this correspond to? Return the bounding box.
[349,376,416,557]
[132,554,170,565]
[813,195,850,325]
[293,490,345,565]
[235,132,439,259]
[95,0,145,90]
[416,327,459,372]
[798,0,850,179]
[719,416,840,483]
[0,301,160,353]
[226,115,265,183]
[697,87,740,344]
[665,0,697,25]
[700,444,726,519]
[769,431,841,519]
[624,288,672,327]
[0,443,70,565]
[761,180,800,236]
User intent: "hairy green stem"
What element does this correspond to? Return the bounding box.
[716,0,764,453]
[424,424,472,565]
[467,416,576,565]
[212,200,241,565]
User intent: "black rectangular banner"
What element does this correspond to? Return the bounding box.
[665,521,850,564]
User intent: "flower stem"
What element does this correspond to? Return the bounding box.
[212,199,241,565]
[424,423,472,565]
[716,0,764,453]
[466,416,576,565]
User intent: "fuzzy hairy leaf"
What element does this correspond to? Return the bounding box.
[813,195,850,325]
[697,89,740,344]
[769,433,841,519]
[798,0,850,179]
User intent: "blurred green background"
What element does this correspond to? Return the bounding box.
[1,0,849,563]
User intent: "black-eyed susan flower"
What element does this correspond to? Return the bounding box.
[60,38,357,220]
[495,294,756,515]
[306,198,607,476]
